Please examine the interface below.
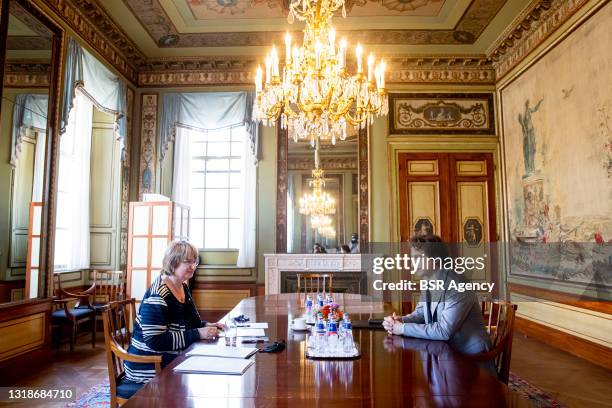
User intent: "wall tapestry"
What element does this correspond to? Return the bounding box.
[501,2,612,291]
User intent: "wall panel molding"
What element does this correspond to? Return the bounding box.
[138,94,158,199]
[515,316,612,370]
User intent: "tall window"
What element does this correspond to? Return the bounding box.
[187,126,244,249]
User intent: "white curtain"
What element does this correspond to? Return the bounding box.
[172,127,192,207]
[61,38,127,160]
[55,91,93,270]
[31,131,46,202]
[237,127,257,267]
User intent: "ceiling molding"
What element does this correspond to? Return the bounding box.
[137,55,495,87]
[288,157,358,171]
[4,60,51,87]
[7,36,52,50]
[40,0,145,84]
[488,0,589,80]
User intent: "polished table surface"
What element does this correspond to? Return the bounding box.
[125,294,533,407]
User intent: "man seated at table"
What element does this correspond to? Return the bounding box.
[382,234,491,356]
[124,240,225,383]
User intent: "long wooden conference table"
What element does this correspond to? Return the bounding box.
[125,294,532,407]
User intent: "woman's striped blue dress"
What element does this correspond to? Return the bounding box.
[124,276,206,383]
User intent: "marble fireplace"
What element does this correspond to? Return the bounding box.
[264,254,364,295]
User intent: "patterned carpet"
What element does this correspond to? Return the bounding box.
[508,372,567,408]
[66,373,565,407]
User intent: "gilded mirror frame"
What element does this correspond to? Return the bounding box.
[0,0,65,302]
[276,123,370,253]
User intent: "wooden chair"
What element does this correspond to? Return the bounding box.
[102,299,161,407]
[297,273,333,296]
[51,273,96,354]
[469,300,518,384]
[90,270,126,307]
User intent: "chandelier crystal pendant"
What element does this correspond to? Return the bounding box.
[317,224,336,238]
[253,0,388,145]
[310,214,333,230]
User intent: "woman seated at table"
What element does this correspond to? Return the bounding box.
[382,234,491,356]
[124,240,224,383]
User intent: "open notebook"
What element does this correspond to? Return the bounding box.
[186,345,258,359]
[174,356,255,375]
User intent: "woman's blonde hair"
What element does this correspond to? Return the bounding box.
[161,240,199,276]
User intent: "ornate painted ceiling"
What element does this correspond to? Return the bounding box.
[94,0,531,57]
[20,0,570,87]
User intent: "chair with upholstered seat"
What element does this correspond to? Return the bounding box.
[52,273,96,354]
[102,299,161,407]
[468,300,517,384]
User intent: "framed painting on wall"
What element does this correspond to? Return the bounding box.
[388,93,495,135]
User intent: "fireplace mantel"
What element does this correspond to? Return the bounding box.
[264,253,361,294]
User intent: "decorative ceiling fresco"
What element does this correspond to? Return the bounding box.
[121,0,508,47]
[184,0,445,19]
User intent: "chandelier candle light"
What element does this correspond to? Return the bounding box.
[253,0,388,145]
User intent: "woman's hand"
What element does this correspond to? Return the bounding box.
[207,322,227,331]
[198,326,219,340]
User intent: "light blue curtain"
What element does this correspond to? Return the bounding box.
[10,94,48,167]
[61,38,128,160]
[159,91,260,163]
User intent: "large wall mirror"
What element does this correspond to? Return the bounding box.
[277,125,369,253]
[0,0,63,304]
[52,39,128,281]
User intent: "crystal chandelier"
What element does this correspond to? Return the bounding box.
[253,0,388,145]
[299,167,336,217]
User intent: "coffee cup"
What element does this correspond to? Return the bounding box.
[293,317,306,330]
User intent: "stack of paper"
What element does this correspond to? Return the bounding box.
[174,356,255,375]
[219,328,266,337]
[186,345,258,359]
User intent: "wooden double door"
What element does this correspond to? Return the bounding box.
[398,152,497,245]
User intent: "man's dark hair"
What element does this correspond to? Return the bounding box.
[409,234,450,259]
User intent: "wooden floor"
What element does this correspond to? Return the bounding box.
[3,332,612,408]
[3,333,108,408]
[511,334,612,408]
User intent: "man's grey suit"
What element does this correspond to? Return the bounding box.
[402,269,492,356]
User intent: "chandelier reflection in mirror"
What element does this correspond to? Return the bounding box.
[253,0,388,145]
[299,167,336,218]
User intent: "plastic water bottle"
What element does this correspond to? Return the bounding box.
[339,313,349,337]
[317,294,324,308]
[315,316,327,353]
[325,294,333,306]
[305,295,313,318]
[327,318,339,354]
[342,316,353,353]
